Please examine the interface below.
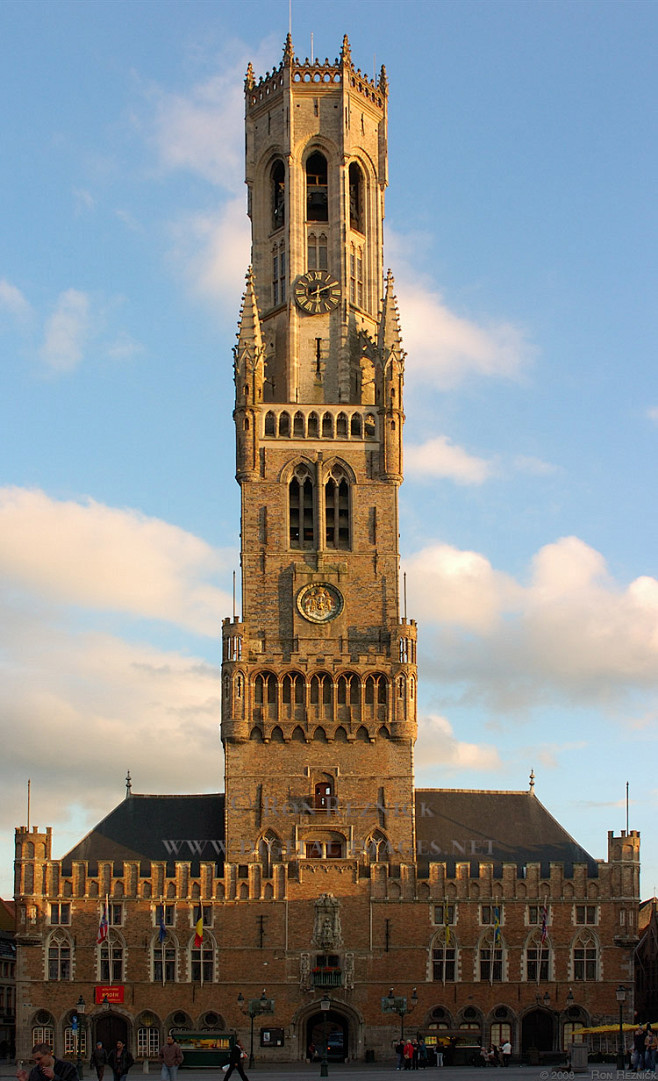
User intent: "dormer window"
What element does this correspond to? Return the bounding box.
[306,151,328,221]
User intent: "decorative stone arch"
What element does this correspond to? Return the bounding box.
[570,928,600,982]
[523,928,552,982]
[258,829,283,878]
[429,927,459,984]
[291,997,365,1064]
[365,828,389,863]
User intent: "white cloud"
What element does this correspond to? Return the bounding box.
[0,487,232,635]
[105,331,145,360]
[406,435,495,485]
[417,713,502,770]
[169,196,250,319]
[648,406,658,424]
[407,535,658,714]
[40,288,91,372]
[0,277,32,321]
[513,455,557,476]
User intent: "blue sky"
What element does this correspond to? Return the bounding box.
[1,0,657,898]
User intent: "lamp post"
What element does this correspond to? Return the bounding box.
[318,995,331,1079]
[381,987,418,1041]
[74,995,86,1080]
[237,989,274,1070]
[616,986,627,1070]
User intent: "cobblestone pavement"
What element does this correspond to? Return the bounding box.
[1,1065,655,1081]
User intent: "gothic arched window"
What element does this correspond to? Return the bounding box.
[271,159,285,231]
[47,930,72,980]
[289,464,315,549]
[572,931,598,981]
[324,465,350,549]
[308,232,328,270]
[525,931,551,982]
[153,933,177,983]
[349,162,364,233]
[432,928,458,982]
[99,930,124,982]
[306,151,328,221]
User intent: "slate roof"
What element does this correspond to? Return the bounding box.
[61,794,225,877]
[414,788,598,877]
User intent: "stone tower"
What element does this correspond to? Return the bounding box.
[221,35,417,869]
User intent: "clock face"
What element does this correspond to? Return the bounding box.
[294,271,341,314]
[296,582,343,623]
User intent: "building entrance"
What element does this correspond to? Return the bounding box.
[94,1014,129,1054]
[521,1009,554,1052]
[306,1011,348,1062]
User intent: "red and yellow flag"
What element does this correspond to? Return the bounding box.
[194,914,203,948]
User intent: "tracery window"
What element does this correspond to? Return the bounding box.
[99,930,124,982]
[349,162,364,232]
[525,931,551,981]
[324,465,350,549]
[271,159,285,231]
[349,243,364,307]
[137,1029,160,1057]
[289,464,315,548]
[478,932,504,982]
[573,931,598,981]
[432,928,457,982]
[153,933,177,983]
[47,930,72,980]
[308,232,328,270]
[306,151,328,221]
[190,933,215,982]
[272,240,286,306]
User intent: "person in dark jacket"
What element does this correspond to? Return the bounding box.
[17,1043,78,1081]
[108,1042,134,1081]
[90,1043,108,1081]
[223,1039,249,1081]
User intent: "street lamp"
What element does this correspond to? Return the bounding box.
[237,988,274,1069]
[615,986,627,1070]
[319,996,331,1079]
[74,995,86,1080]
[381,987,418,1041]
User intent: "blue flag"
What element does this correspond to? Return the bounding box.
[158,905,166,944]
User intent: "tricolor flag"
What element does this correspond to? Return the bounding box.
[194,908,203,949]
[493,906,501,946]
[158,905,166,945]
[97,898,109,945]
[540,903,548,944]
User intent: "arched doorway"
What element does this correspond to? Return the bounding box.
[94,1014,129,1053]
[306,1010,348,1062]
[521,1009,554,1053]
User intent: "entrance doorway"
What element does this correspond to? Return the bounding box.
[521,1009,554,1053]
[94,1014,129,1054]
[306,1011,348,1062]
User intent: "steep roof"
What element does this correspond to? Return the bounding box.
[415,788,597,876]
[61,794,225,876]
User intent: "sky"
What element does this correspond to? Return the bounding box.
[1,0,657,899]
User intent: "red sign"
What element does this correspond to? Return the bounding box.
[95,986,125,1004]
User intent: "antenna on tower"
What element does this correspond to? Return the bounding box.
[626,780,629,833]
[27,778,31,831]
[311,32,314,63]
[233,571,236,620]
[288,0,292,36]
[403,571,407,620]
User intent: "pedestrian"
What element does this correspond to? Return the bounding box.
[108,1042,134,1081]
[633,1026,645,1072]
[90,1042,108,1081]
[412,1039,419,1070]
[223,1039,249,1081]
[644,1026,657,1070]
[403,1039,414,1070]
[501,1039,512,1067]
[158,1036,183,1081]
[17,1043,78,1081]
[395,1038,404,1070]
[417,1037,428,1069]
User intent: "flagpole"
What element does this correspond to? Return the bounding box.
[106,895,112,986]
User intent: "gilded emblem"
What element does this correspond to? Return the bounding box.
[296,582,343,624]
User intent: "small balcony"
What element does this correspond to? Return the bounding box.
[312,968,342,988]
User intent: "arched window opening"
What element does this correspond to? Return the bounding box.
[271,725,284,742]
[378,725,390,739]
[293,411,305,437]
[479,933,503,982]
[258,830,282,878]
[365,412,376,438]
[325,466,350,549]
[190,934,214,982]
[349,243,364,307]
[47,930,72,980]
[335,725,348,741]
[336,412,348,438]
[350,413,362,437]
[349,162,364,232]
[306,151,328,221]
[308,232,328,270]
[100,931,124,982]
[315,779,334,811]
[322,412,333,438]
[249,726,264,741]
[526,932,551,982]
[289,465,315,549]
[366,829,388,862]
[279,411,290,437]
[264,411,276,436]
[292,725,305,742]
[271,159,285,231]
[573,932,598,981]
[153,934,176,983]
[356,725,369,742]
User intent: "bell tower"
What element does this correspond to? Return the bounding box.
[221,36,416,871]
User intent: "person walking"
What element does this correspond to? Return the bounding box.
[108,1041,134,1081]
[394,1038,404,1070]
[90,1042,108,1081]
[222,1039,249,1081]
[501,1039,512,1067]
[158,1036,183,1081]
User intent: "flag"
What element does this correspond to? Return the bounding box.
[443,905,451,946]
[97,899,108,945]
[540,903,548,945]
[493,906,501,946]
[194,909,203,949]
[159,905,166,944]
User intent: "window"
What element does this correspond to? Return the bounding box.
[64,1028,87,1057]
[308,232,328,270]
[191,939,214,982]
[47,930,72,980]
[528,904,550,927]
[490,1023,511,1047]
[573,932,598,981]
[289,465,315,548]
[526,935,550,981]
[137,1029,160,1057]
[324,466,350,549]
[562,1023,584,1051]
[153,935,176,983]
[575,905,597,925]
[314,780,334,811]
[349,162,363,232]
[481,905,502,926]
[271,160,285,231]
[349,243,363,307]
[33,1026,54,1048]
[100,933,124,982]
[272,241,286,306]
[479,944,503,982]
[50,903,70,925]
[432,931,456,982]
[109,904,123,926]
[306,151,328,221]
[434,905,456,926]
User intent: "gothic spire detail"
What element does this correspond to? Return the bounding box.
[234,267,264,402]
[245,61,254,91]
[283,33,294,66]
[378,269,404,362]
[340,34,352,66]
